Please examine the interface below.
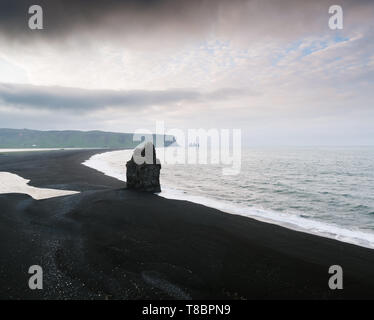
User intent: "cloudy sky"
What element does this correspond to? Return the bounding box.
[0,0,373,145]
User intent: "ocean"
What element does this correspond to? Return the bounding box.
[83,146,374,249]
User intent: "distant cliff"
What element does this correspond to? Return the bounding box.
[0,128,175,149]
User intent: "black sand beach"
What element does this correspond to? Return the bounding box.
[0,149,374,299]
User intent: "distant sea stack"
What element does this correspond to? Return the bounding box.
[126,142,161,193]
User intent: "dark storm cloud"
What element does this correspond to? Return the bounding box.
[0,0,234,40]
[1,0,372,45]
[0,82,245,112]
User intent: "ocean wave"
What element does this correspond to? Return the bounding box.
[83,149,374,250]
[159,187,374,250]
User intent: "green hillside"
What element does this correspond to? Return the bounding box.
[0,128,175,149]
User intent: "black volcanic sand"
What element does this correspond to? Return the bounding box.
[0,149,374,300]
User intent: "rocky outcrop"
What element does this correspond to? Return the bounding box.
[126,142,161,192]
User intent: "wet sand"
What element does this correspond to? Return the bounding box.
[0,149,374,299]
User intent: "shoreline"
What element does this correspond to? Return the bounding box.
[0,148,101,153]
[1,149,374,299]
[83,149,374,250]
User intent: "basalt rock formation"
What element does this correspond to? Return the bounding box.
[126,142,161,193]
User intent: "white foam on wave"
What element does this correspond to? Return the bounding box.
[82,149,131,182]
[82,149,374,250]
[0,172,79,200]
[159,187,374,249]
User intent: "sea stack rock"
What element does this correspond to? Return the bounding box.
[126,142,161,193]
